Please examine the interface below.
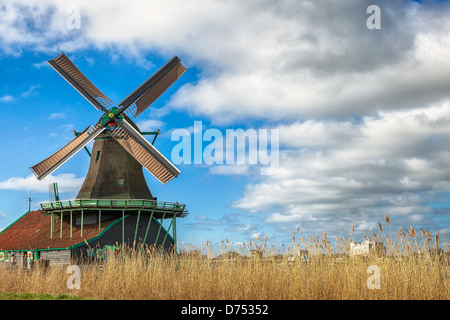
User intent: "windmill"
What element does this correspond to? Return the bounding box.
[30,52,188,199]
[0,53,189,265]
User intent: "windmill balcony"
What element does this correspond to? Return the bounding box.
[39,199,188,218]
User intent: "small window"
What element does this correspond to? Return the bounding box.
[118,177,124,186]
[96,151,100,162]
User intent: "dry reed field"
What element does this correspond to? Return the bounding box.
[0,216,449,300]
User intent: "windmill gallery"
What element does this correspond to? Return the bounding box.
[0,52,189,267]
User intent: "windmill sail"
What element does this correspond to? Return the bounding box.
[111,119,180,184]
[32,52,187,187]
[117,55,187,118]
[30,125,105,181]
[48,52,115,113]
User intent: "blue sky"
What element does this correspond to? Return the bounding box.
[1,0,450,250]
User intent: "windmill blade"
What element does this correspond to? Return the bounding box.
[30,125,105,181]
[117,55,187,118]
[48,52,115,113]
[111,119,180,184]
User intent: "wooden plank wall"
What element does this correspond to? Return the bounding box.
[40,250,71,266]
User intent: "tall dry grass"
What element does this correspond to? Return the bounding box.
[0,217,448,300]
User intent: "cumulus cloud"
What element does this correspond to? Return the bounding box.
[232,101,450,237]
[0,174,85,193]
[2,0,450,123]
[167,0,450,124]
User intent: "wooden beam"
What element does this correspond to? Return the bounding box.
[81,209,84,238]
[173,213,178,270]
[154,212,166,246]
[50,212,53,239]
[122,210,125,244]
[141,211,154,252]
[134,209,141,245]
[160,217,174,251]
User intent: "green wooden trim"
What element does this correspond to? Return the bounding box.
[134,209,141,244]
[154,212,166,246]
[54,183,60,201]
[74,130,92,157]
[122,210,125,244]
[70,210,73,238]
[80,209,84,237]
[26,247,71,252]
[50,212,53,239]
[173,213,177,250]
[173,213,178,270]
[160,217,174,250]
[40,199,188,218]
[0,210,30,236]
[60,212,63,238]
[152,216,175,244]
[142,211,154,251]
[151,132,159,145]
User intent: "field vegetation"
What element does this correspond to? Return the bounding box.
[0,215,448,300]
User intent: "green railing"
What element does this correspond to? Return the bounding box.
[40,199,188,217]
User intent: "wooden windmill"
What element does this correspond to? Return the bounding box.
[30,52,187,199]
[0,52,190,265]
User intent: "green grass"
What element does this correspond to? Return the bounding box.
[0,292,83,300]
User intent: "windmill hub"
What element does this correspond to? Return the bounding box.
[100,106,122,130]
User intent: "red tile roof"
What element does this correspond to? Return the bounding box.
[0,210,111,250]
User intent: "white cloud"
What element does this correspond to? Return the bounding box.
[0,85,41,104]
[1,1,449,123]
[136,119,164,132]
[0,174,85,194]
[21,85,41,98]
[49,112,67,119]
[232,101,450,237]
[1,0,439,123]
[165,1,450,124]
[250,232,261,240]
[32,60,49,69]
[0,95,14,103]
